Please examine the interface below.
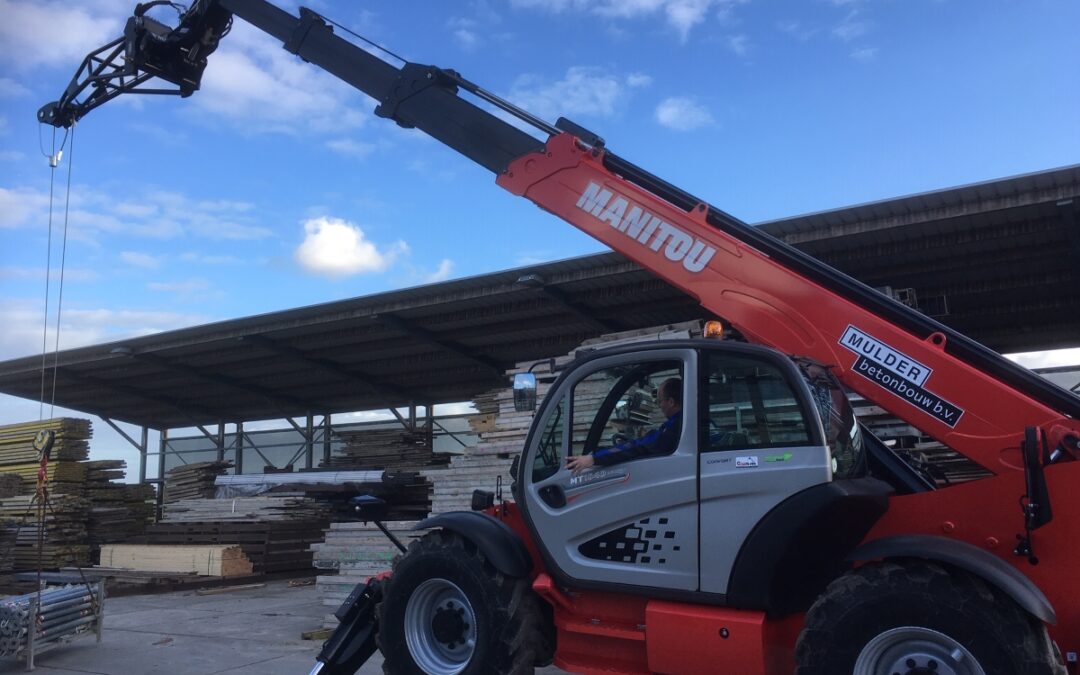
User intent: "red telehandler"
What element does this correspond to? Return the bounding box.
[40,2,1079,673]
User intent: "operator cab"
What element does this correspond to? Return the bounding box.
[513,338,891,609]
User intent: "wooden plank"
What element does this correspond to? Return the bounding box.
[99,544,254,577]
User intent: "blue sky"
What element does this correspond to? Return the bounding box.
[1,0,1079,473]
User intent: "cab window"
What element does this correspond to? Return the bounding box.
[532,394,566,482]
[569,360,682,460]
[704,354,812,451]
[531,359,683,482]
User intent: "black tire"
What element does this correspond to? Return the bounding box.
[795,561,1064,675]
[377,529,539,675]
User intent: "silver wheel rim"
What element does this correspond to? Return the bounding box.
[854,626,987,675]
[404,578,477,675]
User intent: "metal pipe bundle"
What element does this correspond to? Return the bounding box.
[0,585,100,657]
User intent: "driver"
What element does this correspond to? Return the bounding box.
[567,377,683,474]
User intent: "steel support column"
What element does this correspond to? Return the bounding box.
[235,422,245,474]
[305,413,314,470]
[140,426,148,483]
[156,428,167,521]
[425,404,434,453]
[323,414,332,465]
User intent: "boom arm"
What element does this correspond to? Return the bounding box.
[39,0,1080,472]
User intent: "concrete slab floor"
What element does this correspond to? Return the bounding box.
[1,580,567,675]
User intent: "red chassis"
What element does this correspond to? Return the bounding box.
[491,468,1079,675]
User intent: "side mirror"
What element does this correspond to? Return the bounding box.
[513,373,537,412]
[349,494,387,522]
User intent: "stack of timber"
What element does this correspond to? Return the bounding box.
[1,461,87,497]
[0,525,16,572]
[163,496,329,522]
[311,521,423,627]
[0,418,91,497]
[84,461,155,552]
[0,419,160,570]
[132,520,326,574]
[0,494,91,569]
[267,471,432,522]
[0,473,21,498]
[0,418,91,464]
[129,496,332,573]
[99,544,253,577]
[163,461,232,502]
[215,470,432,522]
[323,428,449,471]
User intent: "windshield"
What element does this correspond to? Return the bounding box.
[797,360,867,479]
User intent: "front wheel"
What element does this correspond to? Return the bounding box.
[377,530,539,675]
[795,561,1064,675]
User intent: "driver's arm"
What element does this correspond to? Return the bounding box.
[569,415,681,473]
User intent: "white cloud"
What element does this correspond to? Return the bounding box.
[128,122,189,147]
[515,250,556,266]
[0,298,209,360]
[0,186,51,228]
[0,0,122,71]
[851,47,878,61]
[778,20,818,41]
[120,251,161,269]
[147,278,211,296]
[727,34,750,56]
[194,198,254,213]
[626,73,653,88]
[0,185,272,241]
[655,97,714,131]
[294,216,407,277]
[112,202,158,218]
[833,9,871,42]
[507,67,632,121]
[180,252,243,265]
[426,259,455,283]
[509,0,746,42]
[195,21,374,135]
[0,267,99,283]
[448,17,480,51]
[0,150,25,162]
[0,77,31,98]
[326,138,377,159]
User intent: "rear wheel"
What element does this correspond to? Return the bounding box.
[377,530,538,675]
[795,561,1064,675]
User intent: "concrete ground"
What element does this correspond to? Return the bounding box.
[1,580,566,674]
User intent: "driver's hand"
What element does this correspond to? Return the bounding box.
[566,454,595,474]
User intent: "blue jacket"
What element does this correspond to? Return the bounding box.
[592,413,682,466]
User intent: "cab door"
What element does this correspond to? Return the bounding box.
[697,350,832,594]
[522,348,699,592]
